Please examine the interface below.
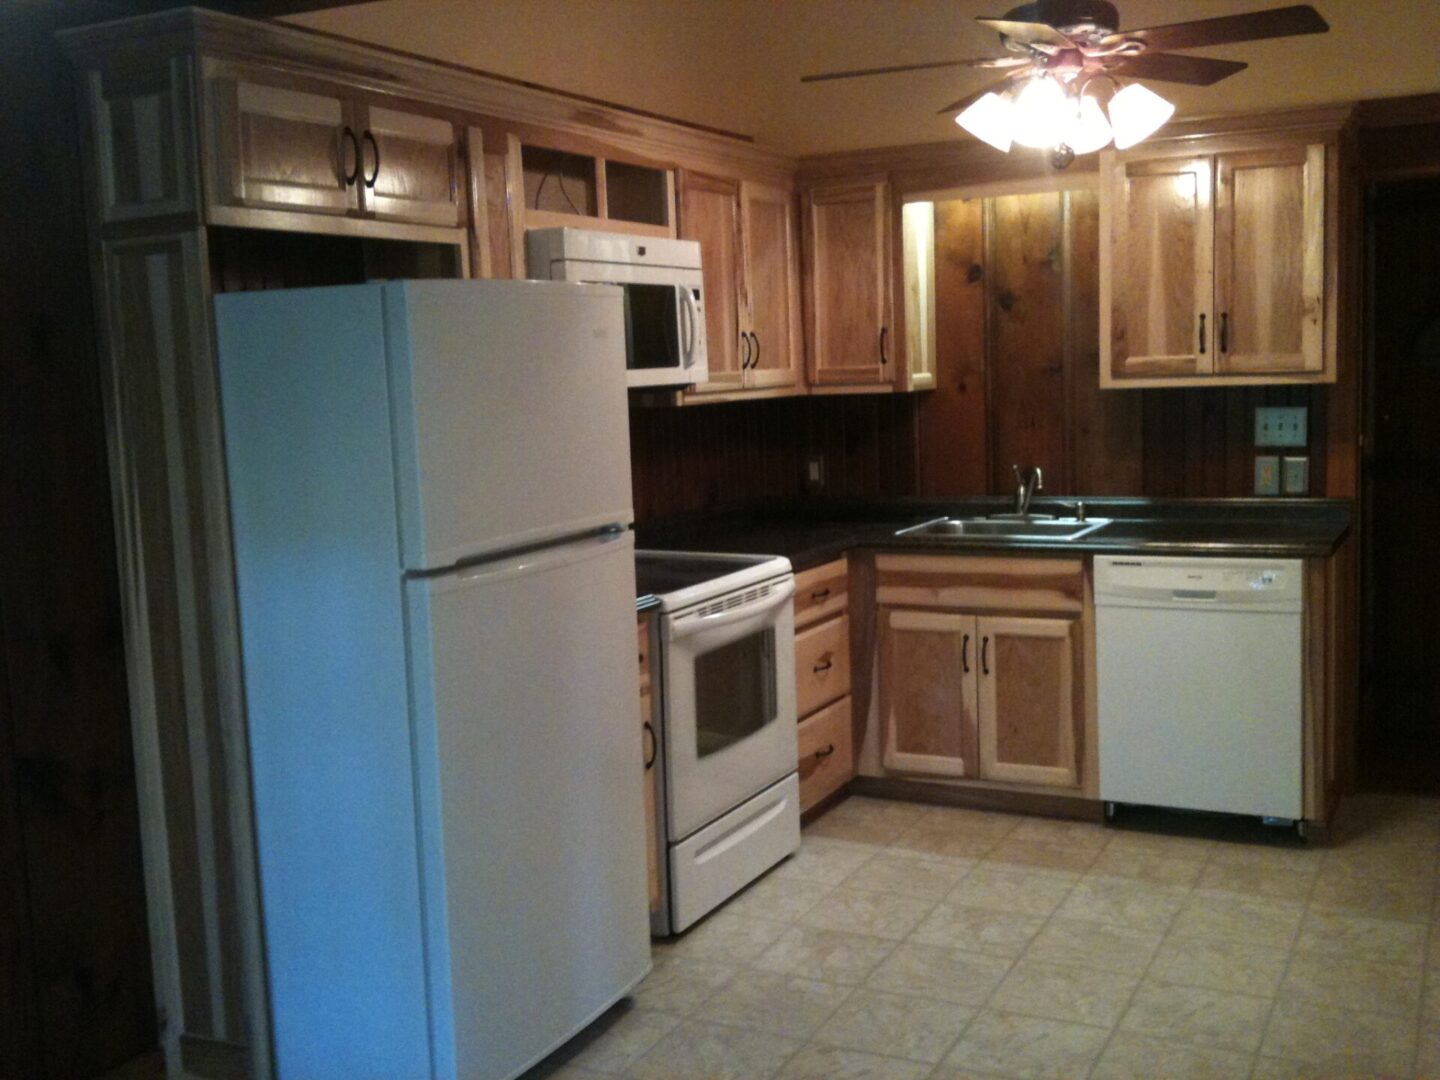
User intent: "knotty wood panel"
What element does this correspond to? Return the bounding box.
[876,554,1085,616]
[679,170,744,393]
[919,198,988,495]
[1,7,156,1073]
[979,616,1079,788]
[988,193,1069,492]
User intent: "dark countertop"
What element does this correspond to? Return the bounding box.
[634,496,1352,576]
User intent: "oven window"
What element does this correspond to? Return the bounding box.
[622,283,681,370]
[693,628,776,758]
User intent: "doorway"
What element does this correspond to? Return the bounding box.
[1361,178,1440,792]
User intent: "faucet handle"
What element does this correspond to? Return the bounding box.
[1033,466,1043,493]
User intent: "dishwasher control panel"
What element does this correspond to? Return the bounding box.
[1094,556,1303,610]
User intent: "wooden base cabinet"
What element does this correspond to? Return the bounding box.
[876,555,1090,794]
[793,558,855,811]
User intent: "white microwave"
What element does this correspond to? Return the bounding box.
[526,228,708,388]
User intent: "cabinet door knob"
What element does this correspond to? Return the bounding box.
[340,126,361,186]
[750,331,761,368]
[362,130,380,188]
[962,633,970,674]
[1198,313,1207,355]
[642,721,657,769]
[810,587,830,601]
[740,330,752,369]
[879,325,889,365]
[1219,312,1229,354]
[813,657,833,674]
[981,636,990,676]
[814,744,835,760]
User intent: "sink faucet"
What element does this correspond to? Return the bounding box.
[1012,465,1043,516]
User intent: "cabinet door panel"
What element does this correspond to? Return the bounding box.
[1105,156,1212,379]
[678,171,744,393]
[880,609,978,777]
[741,182,802,389]
[209,73,358,215]
[361,105,462,227]
[1214,145,1324,374]
[978,616,1078,788]
[806,179,891,386]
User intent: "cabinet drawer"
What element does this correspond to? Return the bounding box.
[794,557,848,629]
[795,613,850,718]
[876,554,1084,617]
[798,696,854,811]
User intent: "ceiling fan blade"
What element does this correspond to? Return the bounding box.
[975,17,1076,50]
[1101,4,1328,53]
[801,55,1027,83]
[937,75,1023,115]
[1108,52,1249,87]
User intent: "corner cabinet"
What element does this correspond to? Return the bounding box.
[803,177,894,387]
[876,555,1093,794]
[1100,135,1336,387]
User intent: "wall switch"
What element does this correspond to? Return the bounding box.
[1255,455,1280,496]
[1282,456,1310,495]
[1255,406,1308,448]
[805,454,826,490]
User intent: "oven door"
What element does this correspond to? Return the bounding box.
[660,578,798,840]
[547,260,708,388]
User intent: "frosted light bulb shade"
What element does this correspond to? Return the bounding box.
[1062,93,1113,154]
[1010,76,1067,149]
[1108,83,1175,150]
[956,92,1014,152]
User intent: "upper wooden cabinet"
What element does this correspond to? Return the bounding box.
[1101,139,1332,387]
[804,177,893,387]
[203,61,465,230]
[678,172,803,398]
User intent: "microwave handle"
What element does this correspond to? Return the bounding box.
[678,286,699,369]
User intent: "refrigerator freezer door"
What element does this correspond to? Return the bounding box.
[405,530,650,1080]
[385,279,634,571]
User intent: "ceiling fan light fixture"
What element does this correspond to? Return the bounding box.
[1010,74,1069,148]
[1063,91,1114,154]
[1107,81,1175,149]
[956,92,1015,152]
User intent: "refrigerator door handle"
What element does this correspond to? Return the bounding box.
[420,531,632,594]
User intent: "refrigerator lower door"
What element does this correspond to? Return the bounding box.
[405,530,650,1080]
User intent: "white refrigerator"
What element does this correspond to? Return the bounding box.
[213,279,650,1080]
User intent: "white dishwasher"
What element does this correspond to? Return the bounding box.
[1095,555,1304,822]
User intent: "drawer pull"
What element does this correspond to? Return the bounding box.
[812,658,833,674]
[962,633,970,674]
[814,744,835,760]
[642,721,657,769]
[810,587,830,601]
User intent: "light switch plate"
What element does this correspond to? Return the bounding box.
[1255,455,1280,496]
[1255,406,1308,448]
[1282,456,1310,495]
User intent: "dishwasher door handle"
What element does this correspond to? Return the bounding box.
[1171,589,1218,601]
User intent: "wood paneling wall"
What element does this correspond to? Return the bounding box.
[630,394,918,521]
[920,189,1330,499]
[0,4,156,1076]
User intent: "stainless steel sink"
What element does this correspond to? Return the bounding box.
[896,516,1112,541]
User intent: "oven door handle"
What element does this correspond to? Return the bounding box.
[665,579,795,640]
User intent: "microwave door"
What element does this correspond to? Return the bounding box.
[622,282,682,386]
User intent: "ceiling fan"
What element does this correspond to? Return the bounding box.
[801,2,1330,164]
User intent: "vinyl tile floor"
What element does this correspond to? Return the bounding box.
[523,793,1440,1080]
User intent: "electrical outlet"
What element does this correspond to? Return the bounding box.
[1282,456,1310,495]
[1255,455,1280,496]
[1255,406,1308,448]
[805,454,826,490]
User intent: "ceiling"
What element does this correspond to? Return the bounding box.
[283,0,1440,156]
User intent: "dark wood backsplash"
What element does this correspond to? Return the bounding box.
[630,394,918,521]
[918,188,1330,500]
